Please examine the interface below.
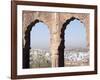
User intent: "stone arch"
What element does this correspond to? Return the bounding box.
[59,13,89,48]
[22,11,89,67]
[23,19,49,68]
[22,11,60,68]
[58,16,87,67]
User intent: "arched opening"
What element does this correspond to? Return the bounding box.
[58,17,89,67]
[30,22,51,68]
[23,19,51,68]
[58,17,76,67]
[64,19,89,66]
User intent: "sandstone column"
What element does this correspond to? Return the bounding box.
[50,13,60,67]
[84,16,90,48]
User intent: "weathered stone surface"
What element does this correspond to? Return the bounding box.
[22,11,89,67]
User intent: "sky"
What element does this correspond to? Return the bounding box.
[30,22,50,50]
[30,19,86,50]
[65,19,87,50]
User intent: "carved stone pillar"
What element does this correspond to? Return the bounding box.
[84,16,90,48]
[50,13,60,67]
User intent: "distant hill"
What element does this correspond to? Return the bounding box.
[65,48,89,52]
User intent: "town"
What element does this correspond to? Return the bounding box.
[30,48,89,68]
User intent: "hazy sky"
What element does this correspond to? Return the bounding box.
[30,19,86,50]
[65,19,86,49]
[30,22,50,50]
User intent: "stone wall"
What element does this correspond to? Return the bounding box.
[22,11,89,67]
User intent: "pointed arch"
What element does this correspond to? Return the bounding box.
[58,17,85,67]
[23,19,50,68]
